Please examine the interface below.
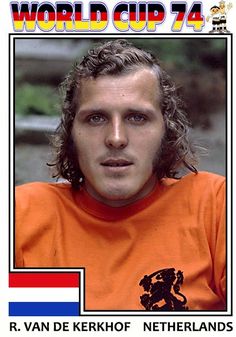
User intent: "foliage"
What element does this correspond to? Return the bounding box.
[130,38,226,72]
[15,83,59,116]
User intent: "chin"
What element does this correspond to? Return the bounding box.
[99,183,138,200]
[102,189,133,201]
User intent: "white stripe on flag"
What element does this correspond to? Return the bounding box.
[8,287,79,302]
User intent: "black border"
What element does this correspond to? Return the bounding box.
[10,33,233,317]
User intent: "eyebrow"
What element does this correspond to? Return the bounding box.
[76,108,105,120]
[77,107,158,118]
[126,108,157,116]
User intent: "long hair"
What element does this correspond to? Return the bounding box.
[50,39,198,188]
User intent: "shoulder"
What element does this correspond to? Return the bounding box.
[16,181,72,197]
[15,182,74,237]
[186,171,225,194]
[16,181,73,211]
[161,171,225,201]
[163,171,225,188]
[184,171,224,186]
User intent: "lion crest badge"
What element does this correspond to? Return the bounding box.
[139,268,188,311]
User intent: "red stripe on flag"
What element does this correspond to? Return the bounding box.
[9,273,79,288]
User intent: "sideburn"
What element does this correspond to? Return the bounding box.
[67,136,84,186]
[152,135,166,179]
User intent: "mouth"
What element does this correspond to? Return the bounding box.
[101,159,133,168]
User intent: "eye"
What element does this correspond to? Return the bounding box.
[127,113,147,124]
[87,114,106,125]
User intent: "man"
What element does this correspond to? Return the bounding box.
[206,6,221,33]
[218,0,232,33]
[15,39,226,311]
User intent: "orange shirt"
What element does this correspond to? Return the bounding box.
[15,172,226,311]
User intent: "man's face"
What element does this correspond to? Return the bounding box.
[219,6,225,13]
[211,7,219,14]
[72,68,165,207]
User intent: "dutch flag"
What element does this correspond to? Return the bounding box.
[9,272,80,316]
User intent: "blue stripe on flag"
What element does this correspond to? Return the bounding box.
[9,302,80,316]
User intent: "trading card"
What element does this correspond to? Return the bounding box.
[0,1,235,336]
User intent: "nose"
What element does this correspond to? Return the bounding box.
[105,116,128,149]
